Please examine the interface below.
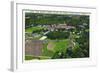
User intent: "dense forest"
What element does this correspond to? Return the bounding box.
[25,13,89,27]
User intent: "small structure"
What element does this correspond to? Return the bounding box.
[39,36,47,40]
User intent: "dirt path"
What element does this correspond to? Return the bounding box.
[47,41,55,51]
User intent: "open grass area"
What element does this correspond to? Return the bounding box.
[54,40,69,52]
[25,27,44,33]
[42,42,54,57]
[25,55,34,60]
[41,39,69,58]
[25,55,51,60]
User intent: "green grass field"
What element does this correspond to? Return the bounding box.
[54,40,69,52]
[25,27,44,33]
[25,55,51,60]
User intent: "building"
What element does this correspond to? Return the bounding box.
[47,24,75,31]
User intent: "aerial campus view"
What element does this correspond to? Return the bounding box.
[25,11,89,60]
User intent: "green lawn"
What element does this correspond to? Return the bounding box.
[42,39,69,57]
[25,27,44,33]
[54,40,69,52]
[25,55,34,60]
[42,42,54,57]
[25,55,51,60]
